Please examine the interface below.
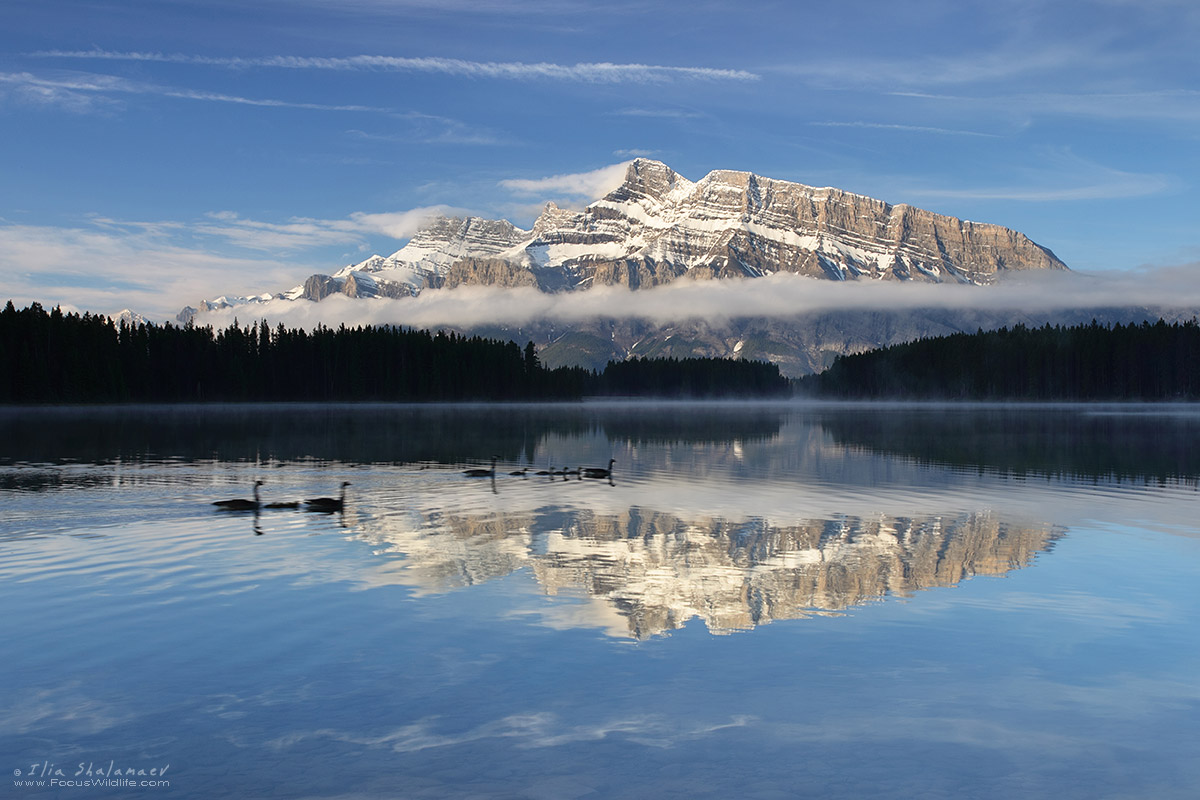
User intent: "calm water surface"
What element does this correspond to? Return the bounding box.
[2,403,1198,799]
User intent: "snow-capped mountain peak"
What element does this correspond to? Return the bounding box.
[181,158,1067,323]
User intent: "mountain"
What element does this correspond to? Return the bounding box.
[185,159,1067,312]
[115,308,149,327]
[180,159,1081,374]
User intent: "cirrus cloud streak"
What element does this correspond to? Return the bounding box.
[36,50,760,84]
[0,70,391,113]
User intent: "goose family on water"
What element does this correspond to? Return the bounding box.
[476,458,615,480]
[213,480,348,512]
[213,457,613,511]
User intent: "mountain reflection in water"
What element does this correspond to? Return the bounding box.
[355,505,1062,639]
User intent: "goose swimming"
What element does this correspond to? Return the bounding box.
[582,459,616,479]
[214,480,263,510]
[305,482,350,511]
[463,456,498,478]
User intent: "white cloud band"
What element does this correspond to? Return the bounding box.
[190,269,1200,332]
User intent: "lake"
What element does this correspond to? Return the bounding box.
[2,402,1198,799]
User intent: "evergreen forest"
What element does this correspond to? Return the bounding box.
[0,302,789,403]
[801,319,1200,400]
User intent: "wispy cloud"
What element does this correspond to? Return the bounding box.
[613,107,703,119]
[500,162,631,201]
[895,89,1200,124]
[36,50,761,84]
[809,121,1000,138]
[1,70,390,113]
[772,40,1117,91]
[0,222,304,320]
[906,151,1171,202]
[346,208,466,239]
[347,113,505,146]
[0,71,126,113]
[191,206,459,252]
[910,179,1169,203]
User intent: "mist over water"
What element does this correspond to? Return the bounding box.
[2,402,1198,798]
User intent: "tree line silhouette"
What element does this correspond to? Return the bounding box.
[800,319,1200,400]
[601,355,791,398]
[1,302,789,403]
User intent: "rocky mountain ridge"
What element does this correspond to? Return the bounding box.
[182,158,1067,317]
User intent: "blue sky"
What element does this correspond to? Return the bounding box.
[2,0,1199,321]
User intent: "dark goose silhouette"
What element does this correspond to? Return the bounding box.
[463,456,498,478]
[509,467,529,477]
[214,480,263,510]
[582,459,616,479]
[305,482,350,511]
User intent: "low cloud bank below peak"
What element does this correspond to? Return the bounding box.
[192,268,1200,332]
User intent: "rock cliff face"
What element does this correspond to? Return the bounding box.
[296,269,417,302]
[443,258,540,290]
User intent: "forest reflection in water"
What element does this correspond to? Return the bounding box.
[6,400,1200,477]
